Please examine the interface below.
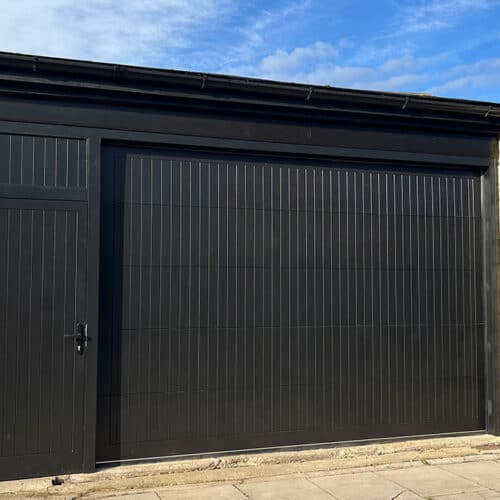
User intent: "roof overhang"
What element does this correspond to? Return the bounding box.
[0,51,499,135]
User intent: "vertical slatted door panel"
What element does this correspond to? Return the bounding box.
[0,200,87,480]
[0,134,87,189]
[97,147,485,463]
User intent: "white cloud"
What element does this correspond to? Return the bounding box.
[263,42,338,70]
[369,73,428,90]
[296,64,376,87]
[389,0,498,35]
[235,46,438,91]
[211,0,314,71]
[0,0,233,66]
[239,0,312,49]
[250,42,339,79]
[0,0,320,75]
[379,54,448,72]
[233,38,499,100]
[299,66,429,91]
[425,58,500,97]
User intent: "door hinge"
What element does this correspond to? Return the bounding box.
[488,399,493,416]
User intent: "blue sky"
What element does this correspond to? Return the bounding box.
[1,0,499,102]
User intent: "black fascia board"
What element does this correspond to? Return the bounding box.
[0,51,499,133]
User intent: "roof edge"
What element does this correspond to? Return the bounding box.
[0,51,499,127]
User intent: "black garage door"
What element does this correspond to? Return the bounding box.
[97,146,485,463]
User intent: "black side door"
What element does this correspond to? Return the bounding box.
[0,199,87,480]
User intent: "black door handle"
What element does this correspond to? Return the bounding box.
[75,322,88,355]
[63,322,89,354]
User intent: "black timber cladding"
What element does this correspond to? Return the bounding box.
[0,52,497,479]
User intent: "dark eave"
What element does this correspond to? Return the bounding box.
[0,51,499,134]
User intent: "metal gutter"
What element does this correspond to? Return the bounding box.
[0,51,499,128]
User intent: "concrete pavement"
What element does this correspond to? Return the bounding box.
[106,455,500,500]
[2,435,500,499]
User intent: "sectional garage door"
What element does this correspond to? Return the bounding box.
[97,146,485,463]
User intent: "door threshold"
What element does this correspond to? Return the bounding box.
[96,429,486,468]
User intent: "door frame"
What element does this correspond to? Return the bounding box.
[482,164,496,433]
[81,135,102,472]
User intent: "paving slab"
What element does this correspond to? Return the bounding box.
[157,484,246,499]
[0,497,68,500]
[427,455,495,465]
[397,493,425,500]
[311,471,421,500]
[377,465,482,497]
[238,477,333,499]
[437,461,500,492]
[106,493,159,500]
[431,491,500,499]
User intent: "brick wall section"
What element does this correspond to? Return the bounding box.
[493,137,500,433]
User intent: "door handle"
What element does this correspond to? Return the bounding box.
[75,322,89,355]
[64,322,89,354]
